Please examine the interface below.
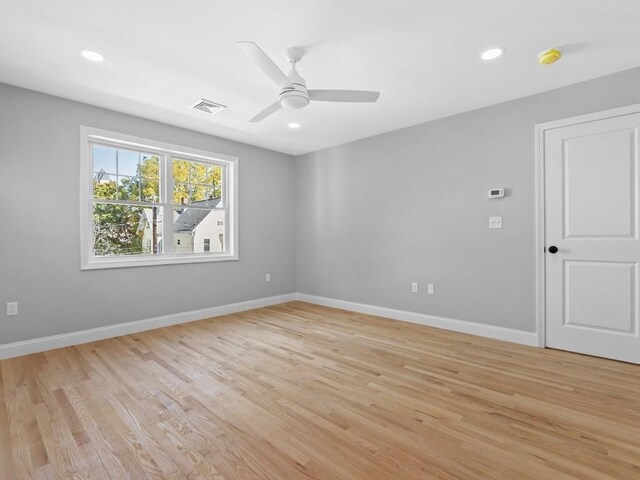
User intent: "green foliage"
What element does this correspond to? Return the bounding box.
[93,179,116,199]
[172,159,222,204]
[93,204,144,256]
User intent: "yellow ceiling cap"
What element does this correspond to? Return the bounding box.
[538,48,562,65]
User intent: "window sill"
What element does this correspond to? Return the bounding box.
[81,253,239,270]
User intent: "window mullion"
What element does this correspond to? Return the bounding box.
[162,153,173,257]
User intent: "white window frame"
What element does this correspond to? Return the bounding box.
[80,126,238,270]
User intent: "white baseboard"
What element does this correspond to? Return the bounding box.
[294,293,539,347]
[0,292,539,360]
[0,293,296,360]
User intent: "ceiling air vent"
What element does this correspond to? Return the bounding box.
[191,99,226,115]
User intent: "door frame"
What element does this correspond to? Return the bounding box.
[534,102,640,348]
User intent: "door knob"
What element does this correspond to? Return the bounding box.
[548,246,558,254]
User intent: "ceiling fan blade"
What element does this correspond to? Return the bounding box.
[308,90,380,103]
[238,41,292,89]
[249,102,282,123]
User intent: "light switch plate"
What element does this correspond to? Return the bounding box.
[489,216,503,229]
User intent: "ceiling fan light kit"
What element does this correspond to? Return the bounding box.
[280,89,310,109]
[238,41,380,122]
[279,48,309,109]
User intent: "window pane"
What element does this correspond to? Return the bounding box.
[173,158,223,204]
[190,184,209,203]
[140,177,159,202]
[190,161,208,184]
[203,186,217,201]
[117,149,140,177]
[139,154,160,179]
[118,176,140,201]
[93,145,117,175]
[173,208,225,254]
[173,159,190,184]
[93,174,117,200]
[93,204,163,256]
[206,165,222,186]
[173,183,191,205]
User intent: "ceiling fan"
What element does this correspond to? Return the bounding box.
[238,41,380,123]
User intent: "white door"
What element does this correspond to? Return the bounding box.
[545,111,640,364]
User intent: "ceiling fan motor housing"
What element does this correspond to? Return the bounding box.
[279,85,309,109]
[279,66,309,109]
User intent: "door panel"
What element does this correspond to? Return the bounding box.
[563,129,636,238]
[564,261,636,334]
[545,112,640,364]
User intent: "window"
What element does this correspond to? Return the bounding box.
[81,127,238,269]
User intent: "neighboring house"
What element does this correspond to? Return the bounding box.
[94,170,114,184]
[138,208,161,254]
[140,198,224,254]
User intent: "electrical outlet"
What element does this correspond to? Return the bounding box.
[489,216,503,229]
[427,284,434,295]
[6,301,18,316]
[265,273,271,282]
[411,282,418,293]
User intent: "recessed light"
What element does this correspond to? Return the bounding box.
[288,122,301,129]
[81,50,105,62]
[480,48,504,61]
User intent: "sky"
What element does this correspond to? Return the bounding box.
[92,144,154,178]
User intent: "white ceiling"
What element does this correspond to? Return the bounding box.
[2,0,640,156]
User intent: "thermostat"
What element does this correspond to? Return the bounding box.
[488,188,505,199]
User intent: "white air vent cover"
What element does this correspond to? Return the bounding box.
[191,99,226,115]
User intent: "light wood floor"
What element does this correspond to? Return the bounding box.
[1,302,639,479]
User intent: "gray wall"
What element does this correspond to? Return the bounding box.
[295,67,640,332]
[0,83,296,344]
[4,66,640,346]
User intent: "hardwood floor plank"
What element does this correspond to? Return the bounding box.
[0,366,16,480]
[1,301,639,479]
[8,386,35,479]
